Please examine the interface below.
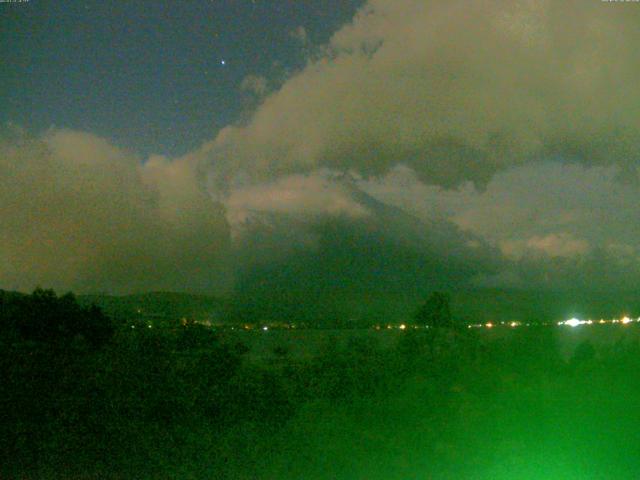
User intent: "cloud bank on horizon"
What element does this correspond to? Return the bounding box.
[2,0,640,294]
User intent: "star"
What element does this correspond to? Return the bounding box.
[220,60,226,66]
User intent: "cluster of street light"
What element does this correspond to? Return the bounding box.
[467,321,523,329]
[133,318,640,332]
[463,317,640,329]
[558,316,639,327]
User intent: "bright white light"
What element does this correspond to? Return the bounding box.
[399,324,406,330]
[262,326,268,331]
[221,59,226,65]
[564,318,582,328]
[485,322,494,328]
[622,316,632,324]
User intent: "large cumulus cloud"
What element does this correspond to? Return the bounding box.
[0,126,230,294]
[203,0,640,191]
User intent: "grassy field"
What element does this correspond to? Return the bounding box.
[2,324,640,479]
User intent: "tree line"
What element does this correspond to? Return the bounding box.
[0,287,114,348]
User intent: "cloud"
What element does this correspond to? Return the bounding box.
[500,234,590,260]
[5,1,640,296]
[0,126,231,294]
[230,184,504,324]
[225,172,370,235]
[202,0,640,193]
[359,160,640,289]
[4,126,637,295]
[192,0,640,293]
[450,162,640,251]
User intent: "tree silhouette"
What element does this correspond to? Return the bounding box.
[413,292,456,356]
[6,288,113,348]
[82,304,114,348]
[415,291,452,329]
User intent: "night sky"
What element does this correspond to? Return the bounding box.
[2,0,363,155]
[2,0,640,296]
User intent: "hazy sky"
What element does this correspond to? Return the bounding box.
[2,0,640,295]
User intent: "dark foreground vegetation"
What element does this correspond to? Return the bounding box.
[3,290,640,479]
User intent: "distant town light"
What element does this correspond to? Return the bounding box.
[622,316,632,325]
[399,324,406,330]
[262,326,268,331]
[564,318,582,327]
[485,322,493,328]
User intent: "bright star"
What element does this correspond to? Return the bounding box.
[221,59,226,65]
